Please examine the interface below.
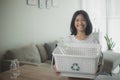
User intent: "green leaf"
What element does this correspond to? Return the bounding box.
[104,34,116,50]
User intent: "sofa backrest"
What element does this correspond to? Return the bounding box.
[4,44,42,64]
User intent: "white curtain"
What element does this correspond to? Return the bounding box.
[80,0,120,52]
[108,0,120,52]
[80,0,107,51]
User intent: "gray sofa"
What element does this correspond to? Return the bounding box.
[1,41,58,72]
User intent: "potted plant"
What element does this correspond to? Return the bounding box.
[104,34,116,50]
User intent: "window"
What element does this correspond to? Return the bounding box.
[108,0,120,52]
[80,0,120,52]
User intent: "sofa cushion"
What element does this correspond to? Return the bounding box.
[44,40,58,60]
[4,44,41,64]
[36,44,48,62]
[44,60,51,64]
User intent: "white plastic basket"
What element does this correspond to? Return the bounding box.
[52,43,101,78]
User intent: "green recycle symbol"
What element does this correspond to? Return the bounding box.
[71,63,80,71]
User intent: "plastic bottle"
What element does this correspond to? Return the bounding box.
[10,60,18,79]
[14,59,20,76]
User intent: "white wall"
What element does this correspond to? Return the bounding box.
[0,0,80,71]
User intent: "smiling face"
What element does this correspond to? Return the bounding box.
[74,14,87,33]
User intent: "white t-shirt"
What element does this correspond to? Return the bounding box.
[58,34,99,45]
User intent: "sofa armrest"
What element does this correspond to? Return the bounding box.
[2,60,39,72]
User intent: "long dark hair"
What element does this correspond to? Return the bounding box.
[70,10,92,35]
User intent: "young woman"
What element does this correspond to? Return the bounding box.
[53,10,102,76]
[60,10,98,45]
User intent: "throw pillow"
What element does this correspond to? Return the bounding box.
[4,44,41,64]
[44,40,58,60]
[36,44,48,62]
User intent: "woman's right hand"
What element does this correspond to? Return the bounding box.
[53,65,61,76]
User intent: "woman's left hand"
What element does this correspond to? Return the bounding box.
[53,65,61,76]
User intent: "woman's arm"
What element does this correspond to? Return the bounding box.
[53,64,61,76]
[96,52,104,74]
[51,55,61,76]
